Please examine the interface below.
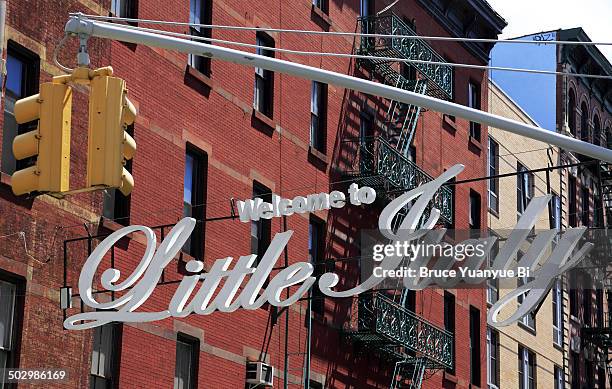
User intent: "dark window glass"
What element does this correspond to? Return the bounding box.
[444,292,455,375]
[359,0,374,17]
[568,90,576,135]
[569,176,577,227]
[552,279,563,346]
[90,323,121,389]
[110,0,137,18]
[597,289,604,328]
[487,328,499,388]
[2,42,39,174]
[518,275,536,330]
[594,115,601,146]
[583,287,592,326]
[581,102,589,142]
[581,186,590,227]
[554,365,564,389]
[188,0,212,76]
[517,163,534,216]
[586,361,594,389]
[251,182,271,261]
[310,81,327,153]
[488,137,499,213]
[469,306,481,386]
[174,333,199,389]
[518,345,536,389]
[469,190,481,230]
[253,33,274,118]
[571,351,580,389]
[468,81,481,141]
[183,147,208,259]
[311,0,328,13]
[0,277,23,384]
[309,216,325,315]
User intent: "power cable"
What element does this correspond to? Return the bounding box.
[71,13,612,47]
[89,20,612,80]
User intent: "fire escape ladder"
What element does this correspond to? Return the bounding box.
[600,162,612,226]
[390,357,427,389]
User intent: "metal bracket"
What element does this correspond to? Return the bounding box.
[77,33,90,67]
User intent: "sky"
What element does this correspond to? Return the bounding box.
[486,0,612,62]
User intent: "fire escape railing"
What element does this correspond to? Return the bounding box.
[341,136,453,224]
[357,12,453,100]
[344,291,454,369]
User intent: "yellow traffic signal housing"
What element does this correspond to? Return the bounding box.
[87,75,136,196]
[11,82,72,195]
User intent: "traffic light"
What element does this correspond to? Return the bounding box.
[11,82,72,195]
[87,75,136,196]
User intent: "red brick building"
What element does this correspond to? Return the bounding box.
[0,0,504,388]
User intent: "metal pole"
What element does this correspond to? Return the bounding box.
[64,16,612,164]
[305,289,312,388]
[0,0,7,101]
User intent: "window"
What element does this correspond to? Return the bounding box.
[583,287,592,326]
[569,175,577,227]
[90,323,121,389]
[486,237,499,305]
[469,190,481,230]
[188,0,212,76]
[468,81,481,141]
[552,279,563,346]
[359,0,374,17]
[594,193,603,228]
[0,278,23,385]
[594,115,601,146]
[2,42,39,174]
[518,274,536,330]
[403,290,415,312]
[359,112,374,173]
[598,367,605,389]
[488,137,499,213]
[586,361,594,389]
[183,148,208,259]
[554,365,564,389]
[518,345,536,389]
[469,306,481,386]
[444,292,456,374]
[568,89,576,135]
[253,33,274,118]
[581,102,589,142]
[310,81,327,153]
[597,289,604,328]
[569,272,578,318]
[174,334,199,389]
[312,0,328,13]
[103,125,134,225]
[309,216,325,315]
[581,186,590,227]
[251,182,272,262]
[551,193,561,230]
[110,0,137,18]
[486,328,499,389]
[571,351,580,389]
[517,163,534,217]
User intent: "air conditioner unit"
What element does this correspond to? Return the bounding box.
[246,361,274,387]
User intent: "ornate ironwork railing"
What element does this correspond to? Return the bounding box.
[341,136,453,223]
[344,291,454,369]
[358,12,453,99]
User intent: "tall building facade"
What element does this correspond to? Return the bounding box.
[491,28,612,389]
[0,0,504,388]
[487,80,566,389]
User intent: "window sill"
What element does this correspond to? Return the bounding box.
[308,146,328,164]
[468,135,483,154]
[252,109,276,134]
[442,114,457,134]
[488,207,499,218]
[186,65,213,90]
[517,320,536,335]
[99,217,130,233]
[311,5,332,29]
[443,371,458,384]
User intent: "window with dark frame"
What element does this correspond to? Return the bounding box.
[571,351,580,389]
[518,345,536,389]
[597,289,604,328]
[468,81,481,141]
[583,286,592,327]
[554,365,564,389]
[517,162,534,217]
[517,265,536,331]
[90,323,121,389]
[581,186,590,227]
[311,0,328,14]
[253,33,274,118]
[569,272,578,318]
[110,0,137,18]
[580,102,589,142]
[183,147,208,260]
[488,137,499,213]
[552,279,563,346]
[598,366,605,389]
[469,306,481,387]
[0,277,23,386]
[486,236,499,305]
[569,175,577,227]
[568,89,576,135]
[2,41,40,175]
[188,0,212,76]
[551,193,561,230]
[469,189,481,230]
[586,361,594,389]
[103,124,135,226]
[309,216,325,315]
[251,182,272,264]
[359,0,374,17]
[310,81,327,153]
[443,292,455,375]
[174,333,199,389]
[403,290,415,312]
[486,328,499,389]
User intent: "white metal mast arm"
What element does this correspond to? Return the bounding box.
[64,15,612,164]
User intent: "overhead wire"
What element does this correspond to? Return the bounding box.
[71,13,612,47]
[86,20,612,80]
